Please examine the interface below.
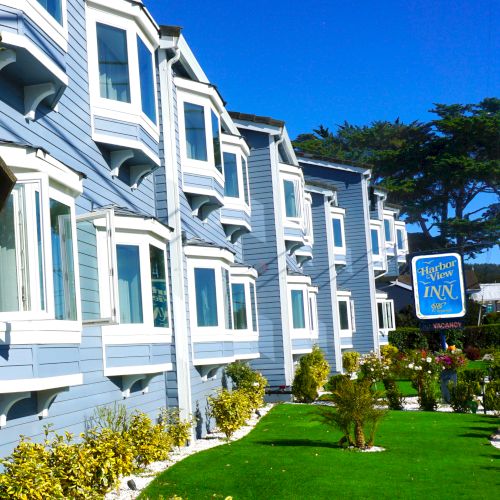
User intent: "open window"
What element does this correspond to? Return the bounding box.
[0,143,83,344]
[76,207,173,345]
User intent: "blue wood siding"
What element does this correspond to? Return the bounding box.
[301,163,377,354]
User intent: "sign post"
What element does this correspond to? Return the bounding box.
[411,252,467,348]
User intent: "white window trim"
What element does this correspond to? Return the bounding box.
[221,141,251,212]
[377,298,395,333]
[86,5,160,143]
[187,256,234,342]
[0,146,83,344]
[308,288,319,339]
[176,81,224,186]
[281,172,304,227]
[395,222,408,253]
[90,214,172,344]
[331,210,347,257]
[230,273,258,341]
[288,282,311,339]
[383,211,395,247]
[337,291,354,338]
[370,221,386,269]
[304,193,314,245]
[18,0,69,51]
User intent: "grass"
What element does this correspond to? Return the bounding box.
[140,405,499,500]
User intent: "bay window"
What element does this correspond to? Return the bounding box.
[332,217,343,248]
[194,268,218,327]
[291,289,305,329]
[223,152,239,198]
[97,23,130,103]
[0,144,83,343]
[284,179,299,218]
[231,283,247,330]
[85,208,172,343]
[184,103,208,161]
[229,265,259,336]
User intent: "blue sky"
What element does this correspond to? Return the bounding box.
[146,0,499,264]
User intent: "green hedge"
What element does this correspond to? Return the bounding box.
[389,324,500,351]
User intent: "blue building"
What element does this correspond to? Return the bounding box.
[0,0,409,458]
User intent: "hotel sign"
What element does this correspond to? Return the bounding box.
[411,252,466,320]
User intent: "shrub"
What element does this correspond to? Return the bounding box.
[389,328,428,352]
[0,437,63,500]
[359,353,390,385]
[127,411,172,468]
[208,389,252,440]
[342,351,360,375]
[404,351,440,411]
[449,379,479,413]
[380,344,399,363]
[464,345,481,361]
[383,378,404,410]
[292,347,330,403]
[292,361,318,403]
[318,378,386,449]
[325,373,349,393]
[82,427,134,495]
[225,361,267,410]
[484,380,500,414]
[159,408,193,449]
[85,402,129,433]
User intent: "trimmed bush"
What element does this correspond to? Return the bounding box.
[388,328,428,351]
[208,389,252,440]
[383,378,405,410]
[292,347,330,403]
[225,361,267,410]
[325,373,349,393]
[342,351,360,375]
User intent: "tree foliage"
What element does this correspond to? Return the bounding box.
[294,98,500,257]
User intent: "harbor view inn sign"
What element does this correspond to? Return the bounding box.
[411,252,466,325]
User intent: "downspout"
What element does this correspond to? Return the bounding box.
[272,132,294,385]
[158,42,192,420]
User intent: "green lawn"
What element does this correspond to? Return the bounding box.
[140,405,499,500]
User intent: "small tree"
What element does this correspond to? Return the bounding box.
[225,361,267,410]
[319,378,386,449]
[342,351,360,375]
[207,389,252,440]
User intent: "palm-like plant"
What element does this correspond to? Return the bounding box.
[319,378,386,448]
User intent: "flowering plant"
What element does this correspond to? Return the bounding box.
[435,352,467,371]
[359,352,390,382]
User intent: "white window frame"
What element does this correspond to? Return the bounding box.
[370,220,386,269]
[18,0,69,50]
[221,134,251,212]
[287,275,314,340]
[90,213,172,345]
[337,291,355,338]
[281,173,303,225]
[186,245,234,342]
[377,298,395,333]
[230,267,259,341]
[308,288,319,339]
[395,222,408,254]
[304,193,314,246]
[330,207,346,257]
[383,211,395,247]
[0,145,83,345]
[86,3,160,142]
[176,79,225,186]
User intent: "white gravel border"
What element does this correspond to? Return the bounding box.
[105,404,274,500]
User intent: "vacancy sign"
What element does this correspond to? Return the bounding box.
[411,253,466,320]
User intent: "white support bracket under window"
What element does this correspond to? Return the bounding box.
[0,392,31,428]
[187,194,222,221]
[37,387,69,419]
[121,372,160,398]
[0,49,16,72]
[130,164,153,190]
[221,223,248,244]
[196,364,224,382]
[285,240,303,254]
[110,149,134,178]
[24,82,56,121]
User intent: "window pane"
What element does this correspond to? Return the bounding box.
[223,152,239,197]
[242,157,250,204]
[50,199,77,320]
[338,300,349,330]
[36,0,62,24]
[291,289,305,329]
[137,36,156,123]
[0,193,21,312]
[231,283,247,330]
[211,111,222,173]
[284,180,298,217]
[371,229,380,255]
[222,268,232,329]
[194,268,217,326]
[377,302,384,329]
[117,244,143,324]
[184,103,207,161]
[384,219,392,241]
[386,302,394,329]
[150,245,168,328]
[250,282,257,331]
[397,229,404,250]
[97,23,130,102]
[332,218,343,248]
